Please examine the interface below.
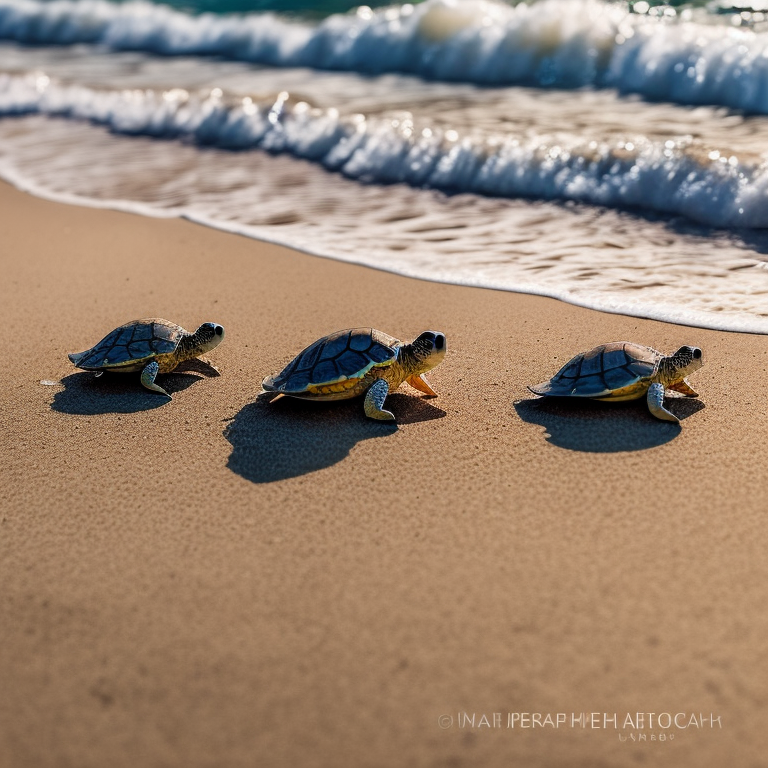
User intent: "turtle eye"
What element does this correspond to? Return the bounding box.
[434,334,445,351]
[692,347,702,359]
[215,325,223,336]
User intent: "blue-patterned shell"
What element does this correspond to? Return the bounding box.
[529,342,662,398]
[263,328,399,393]
[68,319,184,369]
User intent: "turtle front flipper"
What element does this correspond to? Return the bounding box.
[140,361,171,398]
[179,356,221,376]
[364,379,395,421]
[406,374,438,397]
[646,382,679,423]
[197,356,220,375]
[668,378,698,397]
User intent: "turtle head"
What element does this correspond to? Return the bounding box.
[191,322,225,353]
[402,330,446,374]
[665,345,703,382]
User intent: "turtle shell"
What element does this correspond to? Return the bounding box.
[529,342,663,399]
[263,328,399,394]
[68,319,185,370]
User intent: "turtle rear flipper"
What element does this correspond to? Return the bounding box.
[261,374,279,393]
[528,381,554,396]
[68,350,90,367]
[68,349,111,369]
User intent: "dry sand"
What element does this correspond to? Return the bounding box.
[2,179,767,767]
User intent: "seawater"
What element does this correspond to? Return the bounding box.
[1,0,768,332]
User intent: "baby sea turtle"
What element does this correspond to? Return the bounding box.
[262,328,446,421]
[528,342,703,423]
[68,318,225,398]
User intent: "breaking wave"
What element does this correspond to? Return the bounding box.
[3,0,768,112]
[2,70,767,228]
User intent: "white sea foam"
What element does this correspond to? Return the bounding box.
[2,112,767,335]
[2,0,768,112]
[1,35,767,335]
[2,70,768,228]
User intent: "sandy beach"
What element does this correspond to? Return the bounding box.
[2,177,767,767]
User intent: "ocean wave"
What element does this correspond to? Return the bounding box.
[4,111,768,335]
[2,70,767,228]
[3,0,768,112]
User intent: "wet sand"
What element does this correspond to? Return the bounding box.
[1,179,767,767]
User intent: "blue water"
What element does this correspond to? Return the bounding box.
[1,0,767,331]
[119,0,749,16]
[150,0,404,17]
[4,0,768,106]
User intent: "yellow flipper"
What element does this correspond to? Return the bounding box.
[406,374,438,397]
[668,379,699,397]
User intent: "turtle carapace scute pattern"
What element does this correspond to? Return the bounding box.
[68,318,225,398]
[269,328,397,394]
[528,341,703,423]
[262,327,447,421]
[69,319,182,369]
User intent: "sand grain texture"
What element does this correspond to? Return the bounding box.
[1,181,767,767]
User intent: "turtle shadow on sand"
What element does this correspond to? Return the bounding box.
[50,369,207,415]
[514,396,705,453]
[224,392,446,484]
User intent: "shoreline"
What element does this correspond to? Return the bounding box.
[1,160,767,337]
[2,179,767,767]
